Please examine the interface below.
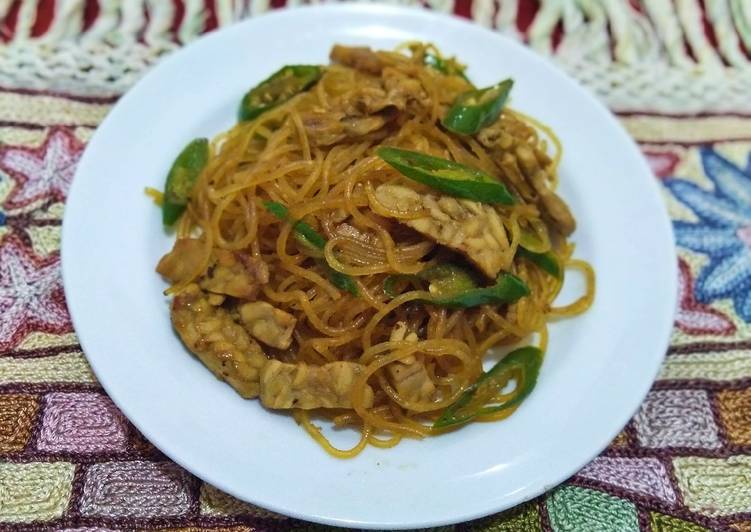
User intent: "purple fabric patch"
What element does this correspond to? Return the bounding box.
[36,392,127,453]
[633,390,721,449]
[79,461,194,518]
[576,456,677,504]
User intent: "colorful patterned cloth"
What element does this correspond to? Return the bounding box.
[1,1,750,530]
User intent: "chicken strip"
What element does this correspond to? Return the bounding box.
[374,184,511,278]
[382,67,430,111]
[260,360,375,409]
[515,144,576,236]
[302,108,396,147]
[157,241,269,299]
[156,238,205,284]
[387,322,436,403]
[330,44,383,75]
[201,249,269,300]
[171,284,268,398]
[238,301,296,350]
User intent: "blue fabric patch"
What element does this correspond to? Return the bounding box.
[665,147,751,322]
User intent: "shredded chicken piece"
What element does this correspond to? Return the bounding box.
[386,322,436,403]
[515,145,576,235]
[330,44,383,75]
[171,284,267,398]
[374,184,511,278]
[157,241,269,299]
[201,249,269,299]
[477,121,576,236]
[303,107,397,147]
[477,123,516,151]
[156,238,205,284]
[301,112,347,146]
[334,222,381,247]
[341,113,391,136]
[260,360,374,409]
[497,151,535,200]
[238,301,296,350]
[382,67,429,110]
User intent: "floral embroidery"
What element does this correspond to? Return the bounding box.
[665,148,751,322]
[0,235,71,353]
[643,149,680,179]
[675,258,735,335]
[0,127,84,212]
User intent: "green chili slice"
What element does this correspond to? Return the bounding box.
[442,79,514,135]
[239,65,322,121]
[518,220,551,254]
[377,147,515,205]
[420,264,477,297]
[424,53,469,81]
[384,264,529,308]
[427,271,529,308]
[263,201,358,296]
[162,138,209,226]
[517,248,562,279]
[263,201,326,250]
[434,346,543,428]
[326,269,359,297]
[384,264,476,298]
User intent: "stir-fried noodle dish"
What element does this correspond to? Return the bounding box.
[151,43,595,458]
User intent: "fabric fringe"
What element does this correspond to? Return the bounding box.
[0,0,750,112]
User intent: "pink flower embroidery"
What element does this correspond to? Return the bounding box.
[643,149,680,179]
[0,235,72,352]
[675,258,735,335]
[1,127,84,212]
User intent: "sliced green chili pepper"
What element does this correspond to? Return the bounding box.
[162,138,209,226]
[517,248,562,279]
[263,201,358,296]
[239,65,322,121]
[424,53,469,81]
[384,264,476,298]
[263,201,326,250]
[518,221,551,254]
[427,271,529,308]
[377,147,515,205]
[441,79,513,135]
[326,269,359,296]
[384,264,529,308]
[434,346,543,428]
[420,264,477,297]
[383,275,404,298]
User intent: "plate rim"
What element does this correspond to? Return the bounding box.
[61,4,678,528]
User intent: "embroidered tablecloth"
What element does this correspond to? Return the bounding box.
[1,1,750,530]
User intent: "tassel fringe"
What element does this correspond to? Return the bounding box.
[0,0,750,113]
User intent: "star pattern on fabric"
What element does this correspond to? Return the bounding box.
[665,147,751,322]
[675,258,735,335]
[0,234,71,353]
[0,127,84,212]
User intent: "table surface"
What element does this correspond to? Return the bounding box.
[0,1,750,530]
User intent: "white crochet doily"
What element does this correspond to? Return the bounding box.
[1,0,750,113]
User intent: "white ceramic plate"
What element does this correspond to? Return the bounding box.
[62,4,676,529]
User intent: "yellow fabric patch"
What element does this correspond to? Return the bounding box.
[658,350,751,381]
[0,93,110,126]
[199,483,286,519]
[673,456,751,516]
[17,332,79,350]
[621,115,751,144]
[0,462,75,523]
[0,127,48,145]
[27,225,62,257]
[0,352,96,384]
